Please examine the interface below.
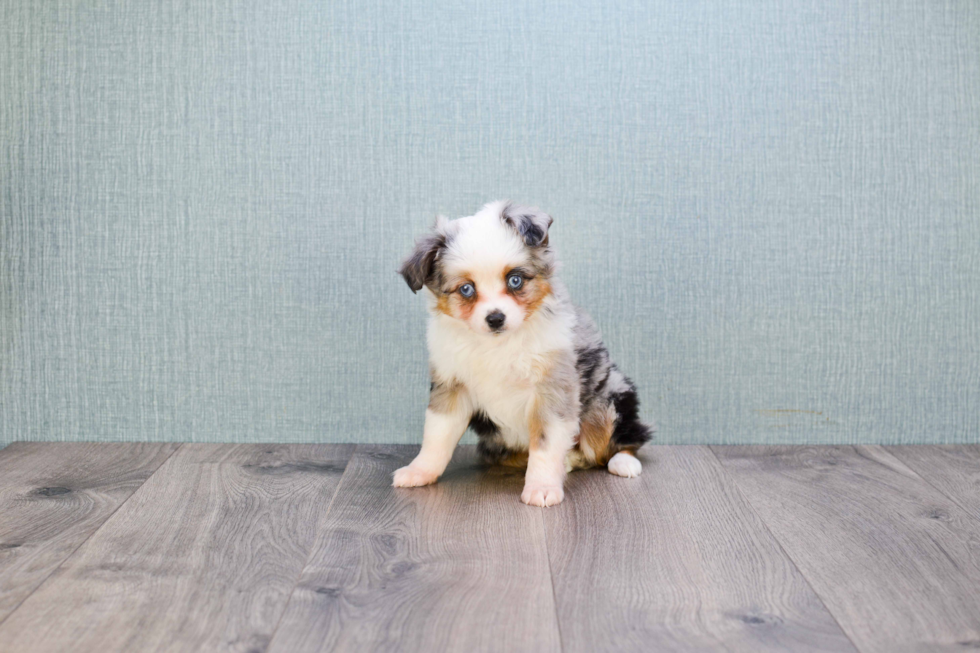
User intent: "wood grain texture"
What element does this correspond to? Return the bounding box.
[888,445,980,520]
[0,444,354,653]
[544,446,856,652]
[713,445,980,653]
[267,445,561,653]
[0,442,179,624]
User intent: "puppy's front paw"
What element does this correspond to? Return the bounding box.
[392,465,439,488]
[521,483,564,507]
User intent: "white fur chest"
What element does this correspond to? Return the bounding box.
[427,311,572,444]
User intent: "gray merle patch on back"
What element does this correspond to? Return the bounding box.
[575,345,609,407]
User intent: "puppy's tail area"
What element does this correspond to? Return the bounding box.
[606,378,655,457]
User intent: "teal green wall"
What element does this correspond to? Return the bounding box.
[2,0,978,447]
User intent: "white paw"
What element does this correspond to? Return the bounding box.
[521,483,565,507]
[607,452,642,478]
[392,465,439,488]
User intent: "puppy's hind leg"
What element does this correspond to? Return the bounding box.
[607,450,642,478]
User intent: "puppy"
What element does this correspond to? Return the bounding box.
[394,201,652,506]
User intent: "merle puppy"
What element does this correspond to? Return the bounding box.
[394,201,652,506]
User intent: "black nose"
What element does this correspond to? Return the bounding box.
[486,310,506,330]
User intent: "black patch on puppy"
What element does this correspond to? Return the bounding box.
[576,346,603,382]
[593,370,610,397]
[399,230,447,293]
[477,437,510,464]
[610,383,653,449]
[469,410,499,437]
[471,410,512,463]
[518,220,544,246]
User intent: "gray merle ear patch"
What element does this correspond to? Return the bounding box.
[501,203,553,248]
[398,230,446,293]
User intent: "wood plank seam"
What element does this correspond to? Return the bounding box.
[711,445,980,651]
[885,447,980,527]
[0,442,185,628]
[540,509,566,653]
[266,445,562,652]
[264,443,362,650]
[0,444,356,652]
[705,445,862,653]
[545,446,858,652]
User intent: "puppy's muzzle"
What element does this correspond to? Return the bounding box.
[485,310,506,332]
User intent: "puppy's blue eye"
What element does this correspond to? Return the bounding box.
[459,283,475,298]
[507,275,524,290]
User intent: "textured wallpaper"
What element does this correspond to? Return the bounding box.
[1,0,978,447]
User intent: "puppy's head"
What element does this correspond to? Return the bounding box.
[399,201,555,335]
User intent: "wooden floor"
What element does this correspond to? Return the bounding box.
[0,444,978,652]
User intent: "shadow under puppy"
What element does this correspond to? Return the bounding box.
[395,201,652,507]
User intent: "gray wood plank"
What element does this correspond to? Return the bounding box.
[267,445,562,653]
[888,445,980,520]
[544,445,857,652]
[0,443,354,653]
[0,442,179,624]
[713,445,980,653]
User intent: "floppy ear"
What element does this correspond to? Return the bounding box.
[399,220,448,293]
[501,203,553,247]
